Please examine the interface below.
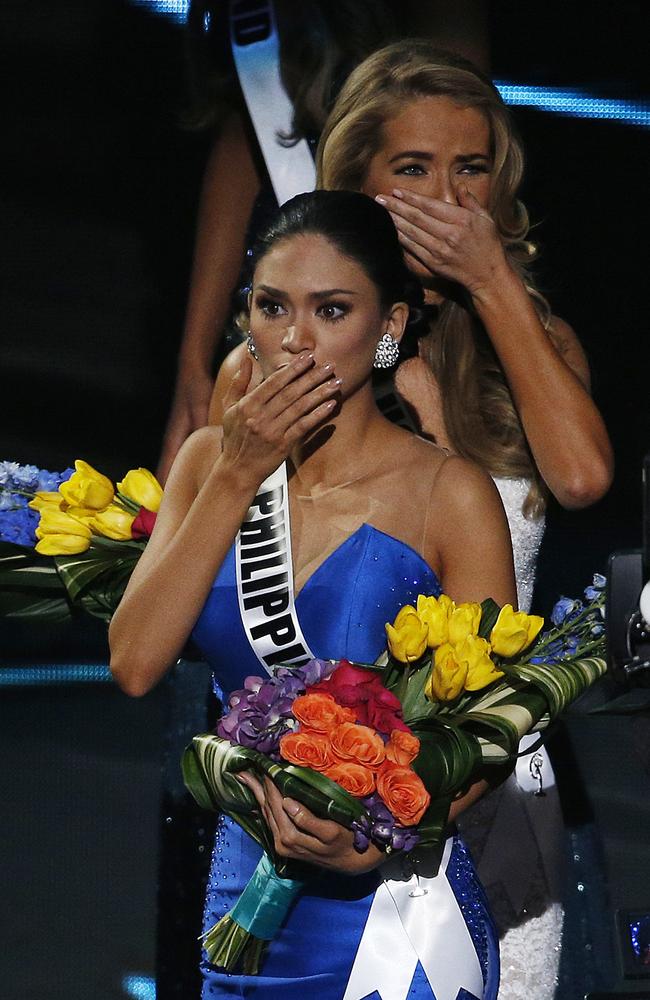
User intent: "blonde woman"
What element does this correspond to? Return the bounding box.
[210,42,613,998]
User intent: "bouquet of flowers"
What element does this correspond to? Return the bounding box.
[0,459,161,622]
[182,578,607,974]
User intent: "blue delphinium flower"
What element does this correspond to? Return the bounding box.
[551,597,579,627]
[38,467,74,493]
[0,507,40,547]
[0,461,74,548]
[0,462,22,488]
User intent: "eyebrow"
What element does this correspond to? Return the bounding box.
[256,284,358,299]
[388,150,490,164]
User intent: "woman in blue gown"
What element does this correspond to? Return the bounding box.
[110,190,516,999]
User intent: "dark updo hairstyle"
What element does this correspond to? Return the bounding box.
[251,190,426,360]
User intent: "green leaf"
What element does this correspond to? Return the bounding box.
[478,598,501,640]
[0,543,73,619]
[0,542,64,591]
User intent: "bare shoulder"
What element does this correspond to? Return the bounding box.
[401,432,450,479]
[169,425,223,496]
[430,452,504,516]
[548,314,591,389]
[221,342,249,379]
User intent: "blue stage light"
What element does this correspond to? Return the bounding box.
[125,3,650,131]
[122,975,157,1000]
[496,81,650,129]
[130,0,189,23]
[0,664,113,686]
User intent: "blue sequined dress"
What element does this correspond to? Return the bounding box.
[192,523,500,1000]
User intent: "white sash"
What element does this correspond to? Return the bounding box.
[236,463,315,675]
[229,0,316,205]
[343,838,484,1000]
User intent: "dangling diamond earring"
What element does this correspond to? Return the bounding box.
[246,333,259,360]
[373,332,400,369]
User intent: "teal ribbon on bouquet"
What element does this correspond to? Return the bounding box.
[182,731,367,974]
[200,855,304,972]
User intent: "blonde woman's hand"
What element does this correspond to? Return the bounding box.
[219,352,341,487]
[238,773,383,875]
[377,186,510,301]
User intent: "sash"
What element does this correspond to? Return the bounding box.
[343,837,484,1000]
[229,0,316,205]
[235,463,315,675]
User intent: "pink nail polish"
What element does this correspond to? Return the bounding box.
[375,195,387,205]
[392,188,404,198]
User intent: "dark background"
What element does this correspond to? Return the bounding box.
[1,2,649,998]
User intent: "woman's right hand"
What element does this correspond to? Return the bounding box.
[220,352,341,486]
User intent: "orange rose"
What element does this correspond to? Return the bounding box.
[323,762,376,797]
[385,730,420,767]
[279,731,334,772]
[330,721,386,769]
[377,764,431,826]
[292,693,356,732]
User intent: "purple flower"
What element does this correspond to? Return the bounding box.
[217,670,306,753]
[352,794,421,855]
[352,827,370,852]
[391,826,420,852]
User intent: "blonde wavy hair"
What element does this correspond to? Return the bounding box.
[317,41,549,516]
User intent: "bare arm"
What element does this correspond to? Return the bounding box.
[111,354,340,695]
[157,113,262,483]
[428,454,518,822]
[380,187,614,509]
[429,454,517,609]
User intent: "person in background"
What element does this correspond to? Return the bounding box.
[157,0,490,482]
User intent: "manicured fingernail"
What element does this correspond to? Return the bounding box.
[322,362,333,371]
[283,798,300,816]
[392,188,404,198]
[375,195,387,205]
[333,377,343,387]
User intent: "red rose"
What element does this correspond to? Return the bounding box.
[311,661,409,734]
[131,507,157,539]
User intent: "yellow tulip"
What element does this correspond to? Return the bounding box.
[28,492,63,513]
[117,467,163,513]
[456,635,503,691]
[448,602,482,646]
[425,643,468,702]
[64,506,99,527]
[416,593,455,648]
[91,504,135,541]
[35,507,92,555]
[386,605,429,663]
[35,534,92,555]
[59,460,114,511]
[490,604,544,658]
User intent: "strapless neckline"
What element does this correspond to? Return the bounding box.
[294,522,438,601]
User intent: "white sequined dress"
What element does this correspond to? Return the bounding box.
[458,477,564,1000]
